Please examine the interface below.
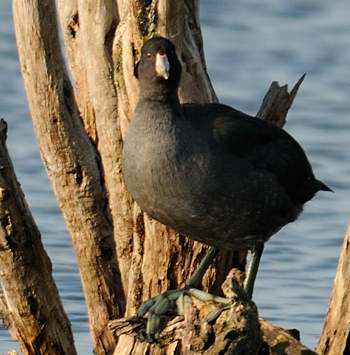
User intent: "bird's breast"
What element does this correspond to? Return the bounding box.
[122,123,213,227]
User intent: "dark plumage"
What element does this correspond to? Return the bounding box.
[123,36,331,251]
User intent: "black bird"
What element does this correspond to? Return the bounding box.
[122,36,331,337]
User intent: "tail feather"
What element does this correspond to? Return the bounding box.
[294,178,333,204]
[314,179,333,193]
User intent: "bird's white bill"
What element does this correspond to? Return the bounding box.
[155,53,170,80]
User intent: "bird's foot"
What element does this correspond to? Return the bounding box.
[137,286,233,341]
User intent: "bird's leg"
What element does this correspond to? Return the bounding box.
[137,247,226,340]
[194,242,267,326]
[186,247,219,287]
[243,242,265,299]
[205,243,266,325]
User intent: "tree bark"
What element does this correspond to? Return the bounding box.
[256,74,305,126]
[0,119,76,355]
[57,0,134,296]
[12,1,123,353]
[260,320,316,355]
[316,224,350,355]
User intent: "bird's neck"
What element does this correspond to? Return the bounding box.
[132,90,186,138]
[139,80,180,104]
[137,86,183,122]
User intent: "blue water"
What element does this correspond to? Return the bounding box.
[0,0,349,353]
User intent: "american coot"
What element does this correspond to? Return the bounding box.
[122,36,331,338]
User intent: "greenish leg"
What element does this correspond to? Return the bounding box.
[137,243,266,339]
[186,247,219,288]
[243,242,265,299]
[137,247,220,339]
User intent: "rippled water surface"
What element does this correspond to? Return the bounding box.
[0,0,349,353]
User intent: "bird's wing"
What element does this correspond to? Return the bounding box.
[182,103,277,152]
[182,103,318,203]
[182,103,292,156]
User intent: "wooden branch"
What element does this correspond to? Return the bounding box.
[0,286,14,338]
[261,320,317,355]
[316,224,350,355]
[12,1,123,353]
[56,0,97,142]
[257,74,306,127]
[57,0,134,298]
[0,119,76,355]
[76,0,134,298]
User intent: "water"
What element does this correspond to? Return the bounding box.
[0,0,349,353]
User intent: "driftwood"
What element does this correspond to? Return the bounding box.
[316,224,350,355]
[0,119,76,354]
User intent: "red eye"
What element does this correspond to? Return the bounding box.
[158,49,165,56]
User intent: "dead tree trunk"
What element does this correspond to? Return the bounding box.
[317,224,350,355]
[0,119,76,355]
[12,1,124,353]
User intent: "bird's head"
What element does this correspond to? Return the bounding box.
[135,36,182,95]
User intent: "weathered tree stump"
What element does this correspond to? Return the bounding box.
[0,119,76,355]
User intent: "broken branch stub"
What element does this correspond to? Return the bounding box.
[257,74,306,127]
